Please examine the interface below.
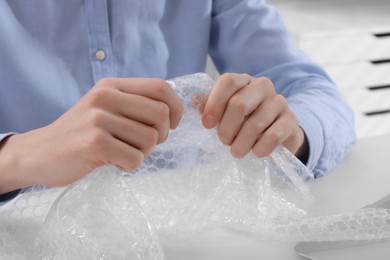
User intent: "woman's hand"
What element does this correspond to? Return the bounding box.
[202,73,307,159]
[0,78,183,194]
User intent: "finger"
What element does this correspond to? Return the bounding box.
[217,80,270,145]
[103,137,145,172]
[98,112,159,155]
[252,114,297,157]
[90,91,171,144]
[192,92,207,114]
[202,73,251,128]
[122,95,170,144]
[99,78,184,129]
[230,98,283,158]
[281,115,303,154]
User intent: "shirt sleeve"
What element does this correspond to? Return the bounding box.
[0,132,21,205]
[209,0,356,177]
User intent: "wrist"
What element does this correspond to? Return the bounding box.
[0,135,19,194]
[0,134,37,194]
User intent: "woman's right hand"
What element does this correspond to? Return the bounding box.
[0,78,183,194]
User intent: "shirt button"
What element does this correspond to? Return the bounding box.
[95,50,106,61]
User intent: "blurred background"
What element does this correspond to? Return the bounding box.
[208,0,390,139]
[269,0,390,139]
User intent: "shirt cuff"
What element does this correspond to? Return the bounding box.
[0,132,18,143]
[0,132,20,205]
[287,102,324,178]
[0,189,21,203]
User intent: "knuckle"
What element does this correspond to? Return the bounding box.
[285,110,299,125]
[122,150,144,172]
[145,128,159,147]
[247,120,264,134]
[151,79,170,95]
[96,77,115,88]
[256,77,275,93]
[158,132,169,144]
[88,109,106,127]
[252,146,268,158]
[292,114,300,126]
[89,87,111,106]
[240,73,251,78]
[219,73,237,87]
[274,94,287,107]
[230,146,245,158]
[217,128,232,145]
[264,131,282,147]
[86,130,107,153]
[156,102,170,119]
[221,72,235,79]
[228,95,249,114]
[150,127,159,144]
[131,151,144,169]
[257,76,272,86]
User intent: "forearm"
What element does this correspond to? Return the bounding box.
[285,76,356,177]
[1,77,185,198]
[0,134,18,195]
[0,136,23,203]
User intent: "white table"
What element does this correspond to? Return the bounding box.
[163,134,390,260]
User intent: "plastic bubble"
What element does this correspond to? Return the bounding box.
[1,73,390,259]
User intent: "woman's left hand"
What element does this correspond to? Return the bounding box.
[202,73,308,159]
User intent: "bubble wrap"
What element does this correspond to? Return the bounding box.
[1,73,390,259]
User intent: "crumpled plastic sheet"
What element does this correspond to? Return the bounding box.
[1,73,390,259]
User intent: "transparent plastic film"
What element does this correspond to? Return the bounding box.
[1,73,390,260]
[0,167,164,260]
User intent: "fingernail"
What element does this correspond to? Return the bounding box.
[203,115,215,128]
[231,150,243,159]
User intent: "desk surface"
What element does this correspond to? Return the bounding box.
[164,134,390,260]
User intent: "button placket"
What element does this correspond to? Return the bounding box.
[85,0,113,82]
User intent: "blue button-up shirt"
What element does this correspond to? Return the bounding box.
[0,0,356,180]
